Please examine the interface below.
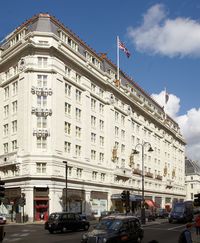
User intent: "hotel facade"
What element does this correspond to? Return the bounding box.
[0,14,186,221]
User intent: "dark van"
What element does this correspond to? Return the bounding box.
[45,212,90,233]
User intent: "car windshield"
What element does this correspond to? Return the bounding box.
[96,219,122,231]
[49,213,61,220]
[174,206,184,213]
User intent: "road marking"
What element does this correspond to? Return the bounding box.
[167,225,185,230]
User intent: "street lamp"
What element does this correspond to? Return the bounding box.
[63,161,68,212]
[132,142,153,224]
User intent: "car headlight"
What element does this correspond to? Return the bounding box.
[82,234,88,240]
[102,238,107,243]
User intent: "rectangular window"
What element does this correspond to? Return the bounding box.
[121,130,125,140]
[76,168,82,178]
[75,145,81,157]
[4,86,9,99]
[12,120,17,133]
[76,73,81,83]
[91,116,96,127]
[4,105,9,117]
[99,88,104,98]
[65,66,71,77]
[12,81,18,95]
[121,144,125,154]
[75,108,81,121]
[91,84,96,93]
[91,133,96,143]
[92,171,97,180]
[65,122,71,135]
[121,115,125,126]
[12,140,17,151]
[64,141,71,153]
[91,98,96,110]
[91,150,96,160]
[38,57,48,68]
[99,103,104,114]
[12,101,18,114]
[65,102,71,115]
[37,117,47,128]
[36,137,47,149]
[76,89,81,102]
[100,120,104,131]
[37,96,47,107]
[65,83,71,97]
[37,75,47,87]
[115,111,119,122]
[115,126,119,137]
[76,126,81,138]
[99,153,104,163]
[101,173,105,181]
[3,143,8,153]
[3,124,9,136]
[36,162,47,174]
[100,136,104,147]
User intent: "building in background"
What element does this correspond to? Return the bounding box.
[185,158,200,201]
[0,14,186,221]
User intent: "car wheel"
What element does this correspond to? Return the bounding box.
[49,229,54,234]
[84,224,89,231]
[136,237,142,243]
[61,226,67,233]
[169,219,173,223]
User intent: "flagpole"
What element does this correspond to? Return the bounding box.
[117,36,119,80]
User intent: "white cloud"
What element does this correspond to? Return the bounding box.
[127,4,200,57]
[152,91,200,161]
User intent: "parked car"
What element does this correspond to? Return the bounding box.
[156,208,169,218]
[0,215,6,224]
[44,212,90,233]
[82,215,144,243]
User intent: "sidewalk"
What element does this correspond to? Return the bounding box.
[192,231,200,243]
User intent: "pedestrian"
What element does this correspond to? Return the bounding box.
[178,223,193,243]
[195,213,200,235]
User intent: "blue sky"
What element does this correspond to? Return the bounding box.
[1,0,200,161]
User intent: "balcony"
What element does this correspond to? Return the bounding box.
[31,86,53,96]
[114,167,131,180]
[145,172,153,178]
[31,107,52,117]
[155,175,163,180]
[132,168,142,176]
[33,129,50,138]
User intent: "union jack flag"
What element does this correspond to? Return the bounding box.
[118,39,131,58]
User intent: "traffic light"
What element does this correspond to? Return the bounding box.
[194,193,200,206]
[121,190,126,202]
[0,181,5,198]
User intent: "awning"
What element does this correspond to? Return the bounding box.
[145,199,156,208]
[111,194,142,202]
[34,197,49,200]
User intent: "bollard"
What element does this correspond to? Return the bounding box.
[0,226,5,242]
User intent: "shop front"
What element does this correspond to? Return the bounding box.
[90,191,108,217]
[4,187,21,221]
[62,188,85,213]
[34,187,49,221]
[111,193,142,213]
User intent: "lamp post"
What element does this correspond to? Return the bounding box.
[132,142,153,224]
[63,161,68,212]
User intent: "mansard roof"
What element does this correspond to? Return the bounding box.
[0,13,178,127]
[185,158,200,175]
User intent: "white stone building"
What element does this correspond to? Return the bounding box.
[185,158,200,201]
[0,14,186,221]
